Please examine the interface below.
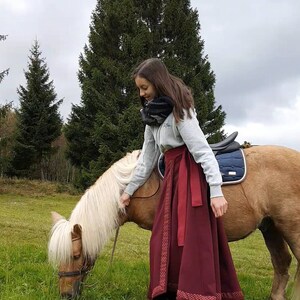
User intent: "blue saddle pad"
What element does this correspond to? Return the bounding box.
[215,149,246,185]
[157,149,246,185]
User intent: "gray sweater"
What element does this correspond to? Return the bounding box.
[124,109,223,198]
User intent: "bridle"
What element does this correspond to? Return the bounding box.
[58,237,95,279]
[58,262,92,278]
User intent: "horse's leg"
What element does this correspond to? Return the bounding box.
[259,217,292,300]
[292,265,300,300]
[270,205,300,300]
[279,233,300,300]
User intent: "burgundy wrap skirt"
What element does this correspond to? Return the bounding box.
[148,146,244,300]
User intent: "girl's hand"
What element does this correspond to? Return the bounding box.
[210,196,228,218]
[120,192,131,207]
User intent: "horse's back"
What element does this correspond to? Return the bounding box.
[244,145,300,171]
[243,145,300,194]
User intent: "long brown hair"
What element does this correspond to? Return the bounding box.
[132,58,194,122]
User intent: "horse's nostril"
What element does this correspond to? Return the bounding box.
[61,292,73,299]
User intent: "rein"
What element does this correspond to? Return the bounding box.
[130,178,161,200]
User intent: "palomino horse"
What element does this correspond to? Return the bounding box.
[48,145,300,299]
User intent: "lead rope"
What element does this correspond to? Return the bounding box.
[83,226,120,289]
[102,226,120,276]
[109,226,120,267]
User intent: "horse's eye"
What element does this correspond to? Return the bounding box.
[73,255,81,260]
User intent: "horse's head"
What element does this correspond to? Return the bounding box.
[57,224,95,299]
[49,212,95,299]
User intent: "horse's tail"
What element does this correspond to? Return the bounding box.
[292,263,300,300]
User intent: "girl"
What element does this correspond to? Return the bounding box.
[120,58,243,300]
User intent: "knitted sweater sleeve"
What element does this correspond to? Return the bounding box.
[124,125,160,196]
[176,110,223,198]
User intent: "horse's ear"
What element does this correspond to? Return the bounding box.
[51,211,65,225]
[73,224,82,238]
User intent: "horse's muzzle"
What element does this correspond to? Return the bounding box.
[60,281,81,299]
[61,292,73,299]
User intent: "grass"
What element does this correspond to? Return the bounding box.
[0,178,297,299]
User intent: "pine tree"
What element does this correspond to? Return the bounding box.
[11,40,63,179]
[0,35,9,84]
[65,0,226,187]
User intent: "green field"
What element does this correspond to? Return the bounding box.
[0,179,297,299]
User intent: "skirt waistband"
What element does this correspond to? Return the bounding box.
[164,145,186,161]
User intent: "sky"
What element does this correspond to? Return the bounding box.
[0,0,300,151]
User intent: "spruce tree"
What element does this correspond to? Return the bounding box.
[11,40,62,179]
[65,0,226,187]
[65,0,147,187]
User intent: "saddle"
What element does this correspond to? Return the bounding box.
[210,131,240,155]
[158,131,247,185]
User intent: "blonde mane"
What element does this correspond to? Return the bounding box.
[48,150,140,266]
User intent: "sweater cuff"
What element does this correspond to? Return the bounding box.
[124,183,138,196]
[209,185,223,198]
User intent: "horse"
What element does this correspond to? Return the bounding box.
[48,144,300,300]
